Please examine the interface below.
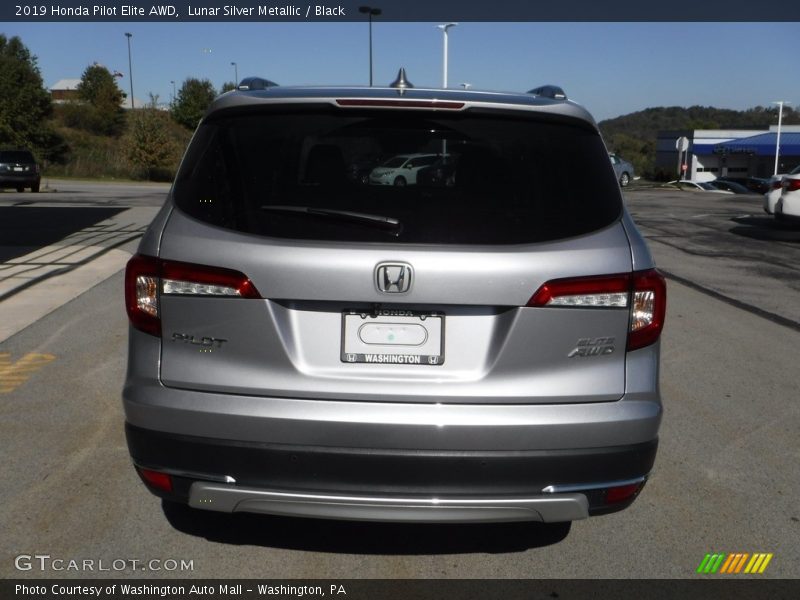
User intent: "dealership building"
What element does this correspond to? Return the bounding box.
[657,125,800,181]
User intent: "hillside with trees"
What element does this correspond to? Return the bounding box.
[600,105,800,180]
[5,33,800,183]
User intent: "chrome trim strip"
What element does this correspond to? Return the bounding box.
[189,482,589,523]
[541,475,647,494]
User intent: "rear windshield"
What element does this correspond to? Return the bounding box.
[173,107,622,245]
[0,151,35,163]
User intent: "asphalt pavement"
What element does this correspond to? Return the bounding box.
[0,183,798,580]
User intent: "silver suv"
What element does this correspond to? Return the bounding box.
[123,76,665,523]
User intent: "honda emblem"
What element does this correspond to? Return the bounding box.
[375,263,413,293]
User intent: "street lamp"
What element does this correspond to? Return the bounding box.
[231,61,238,85]
[460,83,471,90]
[436,23,458,89]
[170,80,176,105]
[358,6,381,86]
[124,32,134,109]
[773,100,791,176]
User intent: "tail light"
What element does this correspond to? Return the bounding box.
[772,179,784,190]
[782,178,800,192]
[125,254,262,337]
[527,269,666,351]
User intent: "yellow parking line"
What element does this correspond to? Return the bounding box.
[0,352,56,393]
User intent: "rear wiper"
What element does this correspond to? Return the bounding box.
[260,205,403,235]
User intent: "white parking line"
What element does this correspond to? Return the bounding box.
[0,247,132,342]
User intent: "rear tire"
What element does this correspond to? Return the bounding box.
[619,172,630,187]
[16,186,24,193]
[32,183,40,193]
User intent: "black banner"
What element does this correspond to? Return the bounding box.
[3,0,799,22]
[3,579,800,600]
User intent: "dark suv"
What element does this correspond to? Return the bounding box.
[0,150,41,192]
[123,76,665,523]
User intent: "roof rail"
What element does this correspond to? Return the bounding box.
[527,85,567,100]
[237,77,279,91]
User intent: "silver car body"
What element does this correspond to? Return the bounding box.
[610,153,634,187]
[123,84,665,523]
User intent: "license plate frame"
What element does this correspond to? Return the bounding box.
[340,309,445,366]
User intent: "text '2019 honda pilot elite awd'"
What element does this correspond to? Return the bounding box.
[123,74,666,523]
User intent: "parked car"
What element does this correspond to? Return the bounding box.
[609,153,634,187]
[416,155,457,187]
[717,176,770,194]
[668,180,733,194]
[368,153,439,186]
[123,74,666,524]
[764,167,800,215]
[0,149,40,192]
[775,165,800,222]
[707,180,753,194]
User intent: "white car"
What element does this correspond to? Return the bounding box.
[669,180,733,194]
[775,165,800,221]
[369,153,439,186]
[764,174,786,215]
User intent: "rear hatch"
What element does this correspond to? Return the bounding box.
[154,102,633,404]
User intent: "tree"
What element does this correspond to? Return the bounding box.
[75,63,126,136]
[127,106,177,180]
[220,81,236,93]
[0,34,66,162]
[171,78,217,130]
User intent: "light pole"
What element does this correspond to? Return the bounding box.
[436,23,458,89]
[231,61,238,85]
[124,32,134,109]
[773,100,791,176]
[358,6,381,86]
[170,80,176,105]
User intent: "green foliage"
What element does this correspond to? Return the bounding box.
[221,81,236,93]
[47,105,191,180]
[600,105,800,179]
[0,34,66,162]
[75,63,126,136]
[172,78,217,130]
[126,108,178,180]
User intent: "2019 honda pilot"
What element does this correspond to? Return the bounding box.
[123,77,665,523]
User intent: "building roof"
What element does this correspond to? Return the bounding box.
[50,79,81,91]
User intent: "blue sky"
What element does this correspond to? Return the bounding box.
[3,21,799,121]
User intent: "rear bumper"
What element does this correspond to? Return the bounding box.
[0,174,40,187]
[126,423,657,522]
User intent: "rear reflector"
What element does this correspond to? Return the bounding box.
[125,254,261,337]
[137,467,173,493]
[605,481,644,504]
[527,269,666,351]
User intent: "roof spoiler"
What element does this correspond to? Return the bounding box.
[237,77,279,91]
[527,85,567,100]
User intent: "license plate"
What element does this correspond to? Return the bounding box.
[13,167,23,172]
[341,310,444,365]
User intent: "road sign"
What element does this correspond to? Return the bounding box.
[676,136,690,152]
